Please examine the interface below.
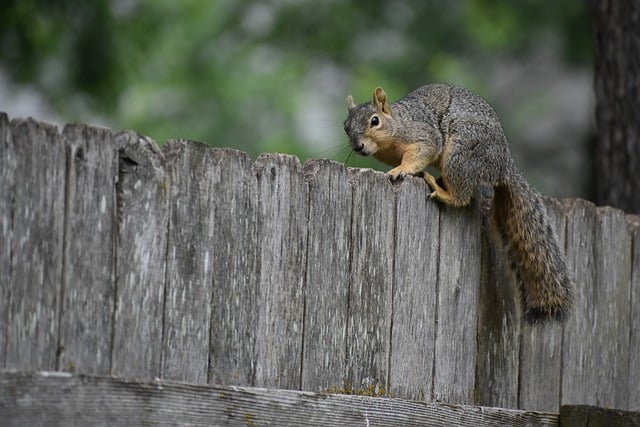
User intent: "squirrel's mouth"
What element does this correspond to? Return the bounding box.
[350,139,368,156]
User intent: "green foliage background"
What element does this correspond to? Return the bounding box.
[1,1,591,188]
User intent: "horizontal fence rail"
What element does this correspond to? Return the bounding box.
[0,113,639,414]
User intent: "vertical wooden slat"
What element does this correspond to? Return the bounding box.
[433,204,481,404]
[345,168,394,395]
[0,113,12,368]
[475,204,520,409]
[562,199,597,406]
[58,124,118,374]
[253,153,308,389]
[629,216,640,411]
[561,200,632,409]
[517,198,566,411]
[5,118,65,371]
[208,148,258,386]
[161,140,217,383]
[301,159,351,392]
[111,131,169,378]
[389,176,439,401]
[591,206,631,408]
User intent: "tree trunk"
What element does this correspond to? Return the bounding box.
[592,0,640,213]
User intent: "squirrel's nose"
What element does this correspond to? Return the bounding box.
[352,140,364,152]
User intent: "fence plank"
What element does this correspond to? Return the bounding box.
[346,168,395,395]
[111,131,169,379]
[5,118,65,371]
[389,176,439,401]
[562,199,597,406]
[0,372,561,427]
[207,148,258,386]
[517,199,566,411]
[301,159,351,392]
[434,204,482,404]
[0,113,12,368]
[161,140,217,383]
[591,206,632,409]
[630,217,640,411]
[476,201,520,409]
[253,154,308,389]
[58,124,118,375]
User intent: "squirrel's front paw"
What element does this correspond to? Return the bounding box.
[387,166,407,181]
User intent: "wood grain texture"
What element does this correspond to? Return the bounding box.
[561,199,598,406]
[346,168,395,395]
[591,206,632,409]
[253,153,308,389]
[629,216,640,411]
[161,140,217,383]
[389,176,439,401]
[58,124,118,375]
[0,372,560,427]
[111,131,169,379]
[5,118,65,371]
[560,404,640,427]
[0,113,12,368]
[207,148,258,387]
[476,200,520,410]
[517,198,566,411]
[434,203,482,404]
[301,159,351,392]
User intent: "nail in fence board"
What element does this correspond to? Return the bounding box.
[253,154,308,389]
[517,199,566,411]
[346,168,395,394]
[161,140,218,383]
[301,159,351,392]
[111,131,169,379]
[58,124,118,374]
[389,176,439,401]
[207,148,258,387]
[434,204,481,404]
[4,118,65,371]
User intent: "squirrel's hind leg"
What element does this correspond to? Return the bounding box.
[423,174,469,207]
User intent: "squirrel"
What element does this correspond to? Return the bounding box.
[343,84,574,323]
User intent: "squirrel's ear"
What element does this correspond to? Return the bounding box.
[373,87,392,115]
[346,95,356,111]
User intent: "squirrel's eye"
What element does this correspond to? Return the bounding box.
[370,115,380,127]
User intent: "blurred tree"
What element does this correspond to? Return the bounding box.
[592,0,640,213]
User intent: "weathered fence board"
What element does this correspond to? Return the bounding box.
[476,200,520,409]
[0,372,560,427]
[4,118,65,371]
[518,199,566,411]
[58,124,118,375]
[161,139,218,383]
[592,206,632,409]
[207,148,258,387]
[562,199,598,407]
[111,131,168,379]
[434,204,482,404]
[346,168,395,395]
[301,159,351,392]
[630,218,640,410]
[0,113,13,368]
[2,114,640,414]
[389,176,439,401]
[253,154,308,389]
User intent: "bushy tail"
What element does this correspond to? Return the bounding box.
[493,173,574,323]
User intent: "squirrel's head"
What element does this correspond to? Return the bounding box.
[343,87,394,157]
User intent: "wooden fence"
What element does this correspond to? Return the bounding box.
[0,114,639,419]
